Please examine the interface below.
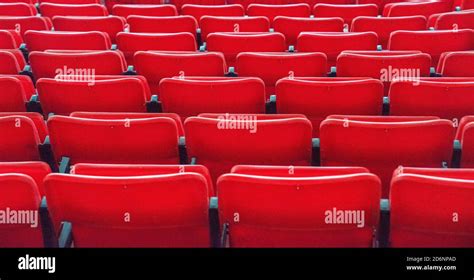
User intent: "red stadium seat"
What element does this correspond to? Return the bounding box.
[383,1,453,18]
[72,163,214,196]
[247,4,311,24]
[327,115,440,122]
[39,3,108,18]
[0,16,52,38]
[429,10,474,29]
[218,171,381,247]
[273,16,344,47]
[182,4,245,22]
[0,30,19,49]
[392,166,474,179]
[159,77,266,119]
[172,0,227,11]
[206,32,287,67]
[0,76,29,112]
[228,0,301,8]
[69,112,184,137]
[0,3,37,16]
[388,29,474,67]
[200,16,270,41]
[235,52,327,97]
[456,0,474,9]
[127,16,197,36]
[437,51,474,76]
[320,116,455,197]
[44,173,210,247]
[336,50,432,95]
[112,4,177,18]
[0,116,41,161]
[116,32,197,65]
[232,165,370,176]
[47,115,181,166]
[134,51,226,93]
[0,75,34,101]
[313,4,378,27]
[0,174,43,247]
[351,16,427,50]
[29,50,127,80]
[6,30,23,47]
[0,112,47,142]
[296,31,378,68]
[0,0,35,3]
[459,118,474,167]
[390,172,474,247]
[185,115,313,181]
[52,16,125,44]
[0,49,26,71]
[455,115,474,140]
[0,51,23,74]
[36,77,150,116]
[389,78,474,121]
[41,0,100,3]
[0,161,51,196]
[275,77,383,137]
[24,30,112,52]
[198,113,307,119]
[59,74,152,98]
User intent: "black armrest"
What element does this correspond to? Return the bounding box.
[196,28,202,49]
[27,94,43,114]
[123,65,136,75]
[452,140,461,168]
[20,64,35,83]
[266,95,276,114]
[58,222,73,248]
[199,43,206,52]
[312,138,320,166]
[378,199,390,248]
[19,44,29,64]
[382,96,390,116]
[146,95,161,113]
[59,156,71,174]
[225,67,238,77]
[209,197,220,248]
[39,136,57,172]
[429,67,442,77]
[39,197,58,248]
[178,136,188,164]
[220,223,229,248]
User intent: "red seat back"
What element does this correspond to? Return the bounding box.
[390,173,474,247]
[0,116,41,161]
[0,174,43,248]
[276,77,383,137]
[47,115,180,165]
[25,30,112,52]
[72,163,214,196]
[320,117,455,197]
[116,32,197,65]
[159,77,266,119]
[44,173,210,247]
[218,172,380,247]
[206,32,287,67]
[36,77,149,116]
[235,52,327,97]
[134,51,226,93]
[185,115,313,181]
